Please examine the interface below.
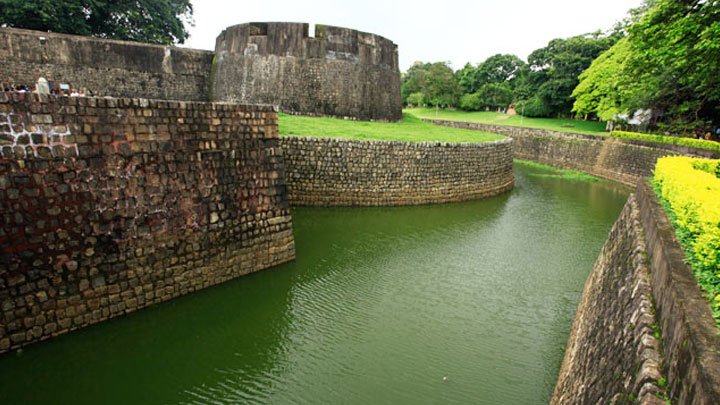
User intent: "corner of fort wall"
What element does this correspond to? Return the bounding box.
[0,93,295,354]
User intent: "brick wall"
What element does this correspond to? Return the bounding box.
[0,93,295,353]
[279,136,514,206]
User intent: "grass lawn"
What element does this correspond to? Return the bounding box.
[406,107,608,135]
[278,113,505,144]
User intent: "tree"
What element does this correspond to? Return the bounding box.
[572,38,632,121]
[406,92,425,107]
[0,0,194,45]
[424,62,461,109]
[401,61,430,105]
[514,32,619,117]
[571,0,720,131]
[456,55,526,95]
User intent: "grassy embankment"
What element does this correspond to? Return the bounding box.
[405,107,607,135]
[278,113,504,143]
[406,108,720,153]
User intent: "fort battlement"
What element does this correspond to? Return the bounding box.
[215,23,398,69]
[212,22,402,121]
[0,23,402,121]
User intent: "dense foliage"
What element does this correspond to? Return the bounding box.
[653,156,720,326]
[402,33,618,118]
[573,0,720,132]
[0,0,193,44]
[513,32,619,118]
[401,62,461,109]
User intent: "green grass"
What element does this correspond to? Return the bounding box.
[278,113,505,143]
[514,159,602,182]
[406,108,608,135]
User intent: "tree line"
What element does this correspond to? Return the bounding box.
[403,0,720,133]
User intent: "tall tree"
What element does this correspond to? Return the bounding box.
[0,0,193,45]
[424,62,461,109]
[572,0,720,131]
[514,32,619,117]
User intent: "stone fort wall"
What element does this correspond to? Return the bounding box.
[0,24,403,122]
[0,28,214,101]
[212,23,402,121]
[0,93,295,353]
[552,184,720,404]
[279,136,514,206]
[425,119,720,185]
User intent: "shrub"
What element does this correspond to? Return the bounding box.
[653,156,720,326]
[459,93,482,111]
[406,92,425,107]
[515,97,550,117]
[612,130,720,153]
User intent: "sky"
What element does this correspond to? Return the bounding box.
[181,0,642,72]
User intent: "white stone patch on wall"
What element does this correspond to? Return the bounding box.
[0,112,78,157]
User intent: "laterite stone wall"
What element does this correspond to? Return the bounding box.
[425,120,720,185]
[0,28,214,101]
[279,136,514,206]
[0,93,295,353]
[552,195,666,404]
[213,23,402,121]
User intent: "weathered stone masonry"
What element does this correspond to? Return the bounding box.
[553,184,720,404]
[0,24,403,122]
[213,23,402,121]
[0,28,214,102]
[552,195,666,404]
[425,120,720,185]
[280,136,514,206]
[0,94,295,354]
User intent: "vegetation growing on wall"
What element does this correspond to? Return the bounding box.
[653,156,720,326]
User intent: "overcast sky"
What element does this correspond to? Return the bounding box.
[182,0,642,72]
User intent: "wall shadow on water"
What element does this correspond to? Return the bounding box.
[0,164,629,404]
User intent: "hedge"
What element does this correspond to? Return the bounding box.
[653,156,720,326]
[612,130,720,153]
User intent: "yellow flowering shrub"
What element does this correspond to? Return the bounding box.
[653,156,720,325]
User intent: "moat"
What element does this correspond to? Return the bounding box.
[0,164,629,404]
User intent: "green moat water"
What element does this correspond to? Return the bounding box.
[0,164,629,404]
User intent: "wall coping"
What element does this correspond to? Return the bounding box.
[0,92,278,112]
[281,134,512,148]
[423,118,720,159]
[0,27,215,56]
[636,181,720,402]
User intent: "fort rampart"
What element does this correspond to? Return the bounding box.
[279,136,514,206]
[425,119,720,185]
[0,93,295,353]
[212,23,402,121]
[0,24,402,122]
[0,28,214,102]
